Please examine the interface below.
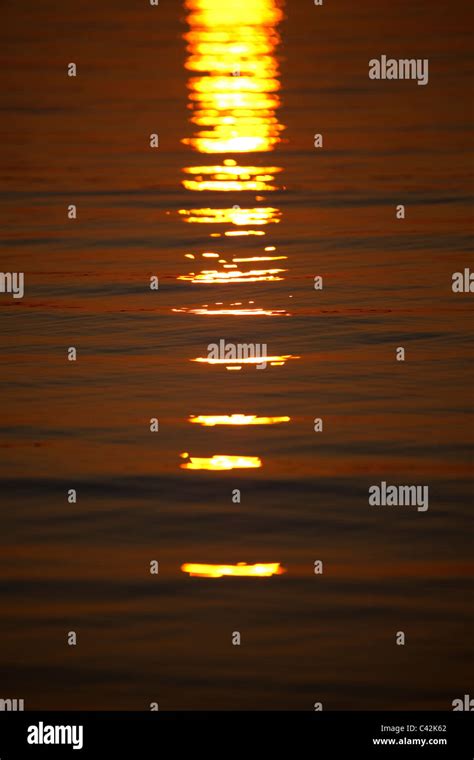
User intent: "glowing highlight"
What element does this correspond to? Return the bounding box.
[181,562,285,578]
[188,414,290,426]
[180,453,262,470]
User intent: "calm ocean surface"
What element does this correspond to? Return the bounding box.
[0,0,472,709]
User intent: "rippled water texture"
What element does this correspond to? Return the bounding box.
[0,0,472,709]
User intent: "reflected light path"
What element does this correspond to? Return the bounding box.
[178,207,281,226]
[181,562,286,578]
[180,453,262,470]
[182,160,282,192]
[189,414,290,426]
[173,305,290,315]
[176,1,291,472]
[182,0,284,155]
[191,354,299,368]
[177,268,286,283]
[177,0,287,300]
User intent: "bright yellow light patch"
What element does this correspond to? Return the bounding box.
[191,354,299,366]
[232,256,286,262]
[189,414,290,426]
[183,0,284,153]
[172,307,289,316]
[180,454,262,470]
[181,562,285,578]
[224,230,265,236]
[182,164,282,192]
[178,207,281,225]
[177,267,285,283]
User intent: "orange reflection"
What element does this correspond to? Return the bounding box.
[172,306,289,315]
[178,207,281,225]
[232,255,286,262]
[180,453,262,470]
[182,163,282,192]
[223,230,265,237]
[178,0,291,333]
[183,0,284,154]
[178,267,285,283]
[189,414,290,426]
[191,354,299,367]
[181,562,285,578]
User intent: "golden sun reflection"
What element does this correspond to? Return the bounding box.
[222,230,265,237]
[177,267,286,283]
[189,414,290,426]
[191,354,299,368]
[180,453,262,470]
[178,207,281,225]
[177,0,293,350]
[172,306,290,316]
[232,256,286,262]
[183,0,284,154]
[181,562,285,578]
[178,0,285,290]
[182,162,282,192]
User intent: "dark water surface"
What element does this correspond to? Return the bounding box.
[0,0,472,709]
